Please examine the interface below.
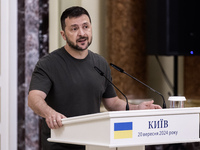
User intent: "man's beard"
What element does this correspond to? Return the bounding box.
[65,35,92,51]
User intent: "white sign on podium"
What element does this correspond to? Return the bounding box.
[48,107,200,150]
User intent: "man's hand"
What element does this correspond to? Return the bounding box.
[45,110,67,129]
[137,100,162,110]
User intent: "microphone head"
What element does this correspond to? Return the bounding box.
[94,66,104,76]
[110,63,124,73]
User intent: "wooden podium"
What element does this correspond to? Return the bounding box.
[48,107,200,150]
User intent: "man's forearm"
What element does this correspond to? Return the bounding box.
[28,90,55,118]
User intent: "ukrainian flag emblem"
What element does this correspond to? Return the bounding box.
[114,122,133,139]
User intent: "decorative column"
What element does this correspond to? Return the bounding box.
[18,0,49,149]
[107,0,147,99]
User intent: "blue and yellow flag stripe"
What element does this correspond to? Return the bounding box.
[114,122,133,139]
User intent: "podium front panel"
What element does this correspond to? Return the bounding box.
[48,108,200,148]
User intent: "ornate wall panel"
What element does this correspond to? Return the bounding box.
[107,0,147,99]
[184,56,200,100]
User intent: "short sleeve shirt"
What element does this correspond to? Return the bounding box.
[29,47,117,117]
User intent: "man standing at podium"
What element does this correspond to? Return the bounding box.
[28,6,161,150]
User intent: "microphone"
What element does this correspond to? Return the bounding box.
[94,66,129,111]
[110,63,167,109]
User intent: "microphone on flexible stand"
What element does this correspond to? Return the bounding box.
[110,63,167,109]
[94,66,129,111]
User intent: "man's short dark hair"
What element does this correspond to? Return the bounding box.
[60,6,91,30]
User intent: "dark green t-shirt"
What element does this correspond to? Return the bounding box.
[29,47,116,149]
